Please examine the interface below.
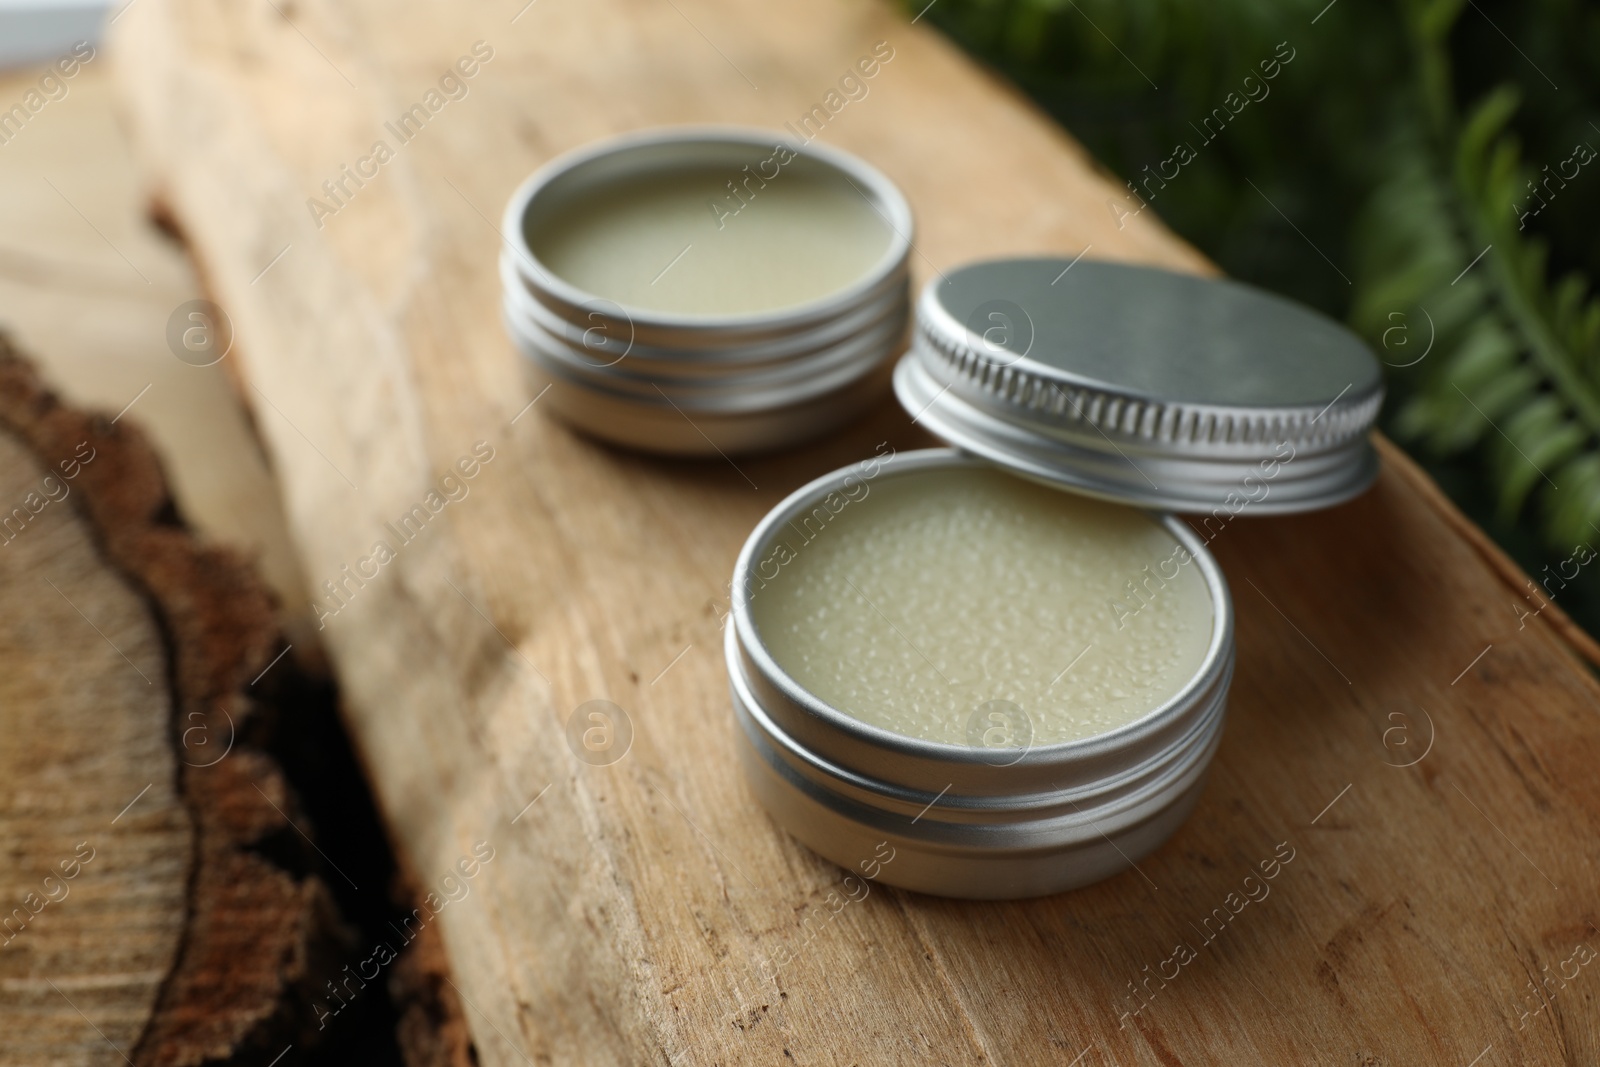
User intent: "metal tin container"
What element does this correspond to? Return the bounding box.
[500,127,913,455]
[725,257,1381,898]
[727,448,1235,898]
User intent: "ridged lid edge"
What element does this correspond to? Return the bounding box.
[914,287,1385,456]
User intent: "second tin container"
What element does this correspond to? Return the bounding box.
[500,127,913,455]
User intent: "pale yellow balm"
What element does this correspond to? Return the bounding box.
[526,164,892,316]
[751,468,1215,746]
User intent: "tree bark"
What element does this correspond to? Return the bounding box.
[0,341,350,1067]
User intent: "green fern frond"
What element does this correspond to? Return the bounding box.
[1352,4,1600,539]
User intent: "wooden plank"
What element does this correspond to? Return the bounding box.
[108,1,1600,1063]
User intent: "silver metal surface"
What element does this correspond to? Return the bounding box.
[520,355,894,456]
[896,258,1384,513]
[726,448,1236,898]
[516,316,900,400]
[499,127,912,455]
[515,318,901,408]
[501,250,910,374]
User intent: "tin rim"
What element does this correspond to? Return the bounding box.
[895,353,1381,514]
[730,622,1231,815]
[508,313,901,416]
[500,125,915,334]
[728,447,1234,797]
[515,303,902,391]
[502,257,910,381]
[520,355,893,456]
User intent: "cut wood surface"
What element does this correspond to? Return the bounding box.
[0,378,186,1066]
[0,347,349,1066]
[110,1,1600,1063]
[0,62,478,1066]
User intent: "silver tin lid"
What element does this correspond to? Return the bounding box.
[894,258,1384,514]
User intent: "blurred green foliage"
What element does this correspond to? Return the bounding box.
[920,0,1600,636]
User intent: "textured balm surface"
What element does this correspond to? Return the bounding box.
[751,468,1215,746]
[526,165,891,316]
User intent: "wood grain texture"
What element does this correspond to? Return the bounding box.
[0,348,351,1066]
[108,1,1600,1063]
[0,64,481,1064]
[0,398,186,1067]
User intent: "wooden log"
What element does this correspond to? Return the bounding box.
[107,1,1600,1063]
[0,344,352,1067]
[0,60,475,1062]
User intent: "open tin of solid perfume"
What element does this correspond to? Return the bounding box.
[500,127,913,455]
[726,257,1383,898]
